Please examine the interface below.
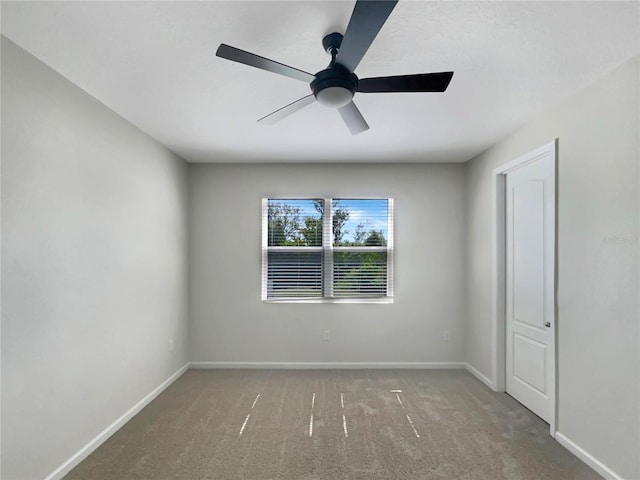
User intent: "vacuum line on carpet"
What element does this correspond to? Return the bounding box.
[309,393,315,437]
[395,393,405,409]
[251,393,261,409]
[405,414,420,438]
[239,413,251,436]
[340,393,348,437]
[342,414,349,438]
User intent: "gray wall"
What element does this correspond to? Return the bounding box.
[465,55,639,478]
[189,163,466,365]
[1,38,190,480]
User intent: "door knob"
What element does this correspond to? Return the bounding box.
[545,322,551,327]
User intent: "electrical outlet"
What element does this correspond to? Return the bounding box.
[323,330,330,341]
[168,339,174,351]
[443,330,451,342]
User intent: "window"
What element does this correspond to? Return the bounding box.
[262,198,393,302]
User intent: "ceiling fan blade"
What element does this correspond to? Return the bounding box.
[335,0,398,73]
[216,44,315,83]
[338,101,369,135]
[257,94,316,125]
[358,72,454,93]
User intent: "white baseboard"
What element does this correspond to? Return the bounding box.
[555,432,623,480]
[189,361,466,369]
[464,363,495,390]
[44,363,189,480]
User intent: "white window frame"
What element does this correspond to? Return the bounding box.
[262,197,394,304]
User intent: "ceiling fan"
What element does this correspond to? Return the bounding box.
[216,0,453,135]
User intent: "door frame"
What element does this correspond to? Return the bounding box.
[491,139,557,437]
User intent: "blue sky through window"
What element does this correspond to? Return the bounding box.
[268,199,321,218]
[333,199,388,244]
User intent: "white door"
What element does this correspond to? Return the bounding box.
[505,154,555,424]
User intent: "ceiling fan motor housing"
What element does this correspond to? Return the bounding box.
[311,64,359,108]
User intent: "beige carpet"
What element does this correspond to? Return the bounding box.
[64,369,601,480]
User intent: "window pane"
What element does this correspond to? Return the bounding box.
[267,252,322,298]
[333,252,387,297]
[267,199,323,246]
[332,199,388,246]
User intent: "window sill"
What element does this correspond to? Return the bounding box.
[263,297,394,304]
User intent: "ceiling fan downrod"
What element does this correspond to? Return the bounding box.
[322,32,344,59]
[312,32,358,108]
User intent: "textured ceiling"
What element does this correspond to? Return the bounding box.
[2,1,639,163]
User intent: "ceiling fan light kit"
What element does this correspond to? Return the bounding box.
[315,85,355,108]
[216,0,454,135]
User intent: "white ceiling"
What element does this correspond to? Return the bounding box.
[2,1,639,163]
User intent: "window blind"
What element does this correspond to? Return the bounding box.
[267,251,323,298]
